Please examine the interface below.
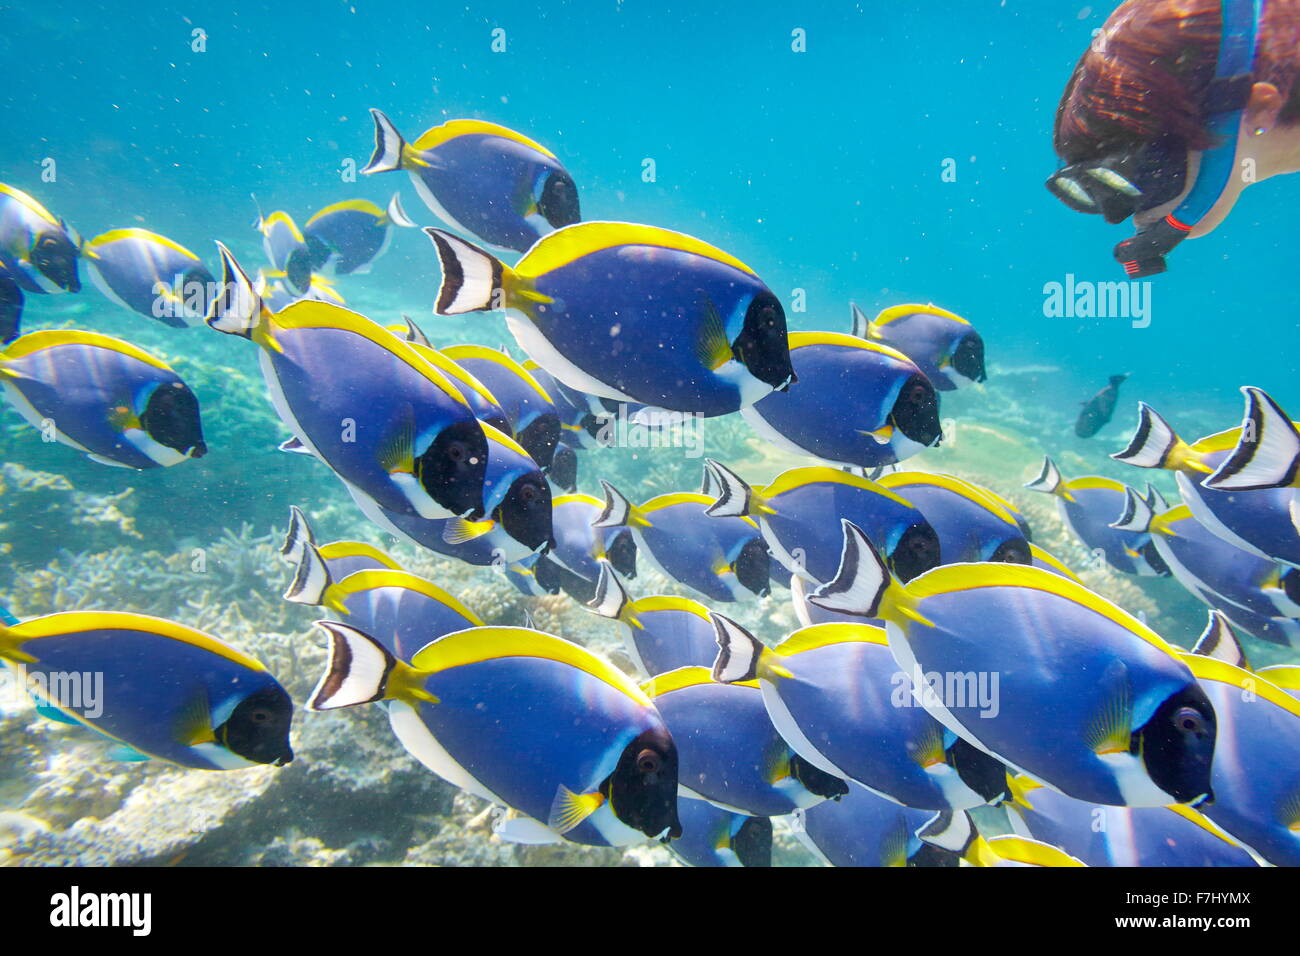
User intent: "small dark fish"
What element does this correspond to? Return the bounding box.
[1076,374,1128,438]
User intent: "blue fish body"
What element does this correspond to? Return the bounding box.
[798,781,943,866]
[1184,654,1300,867]
[84,228,213,327]
[743,333,940,467]
[669,798,771,867]
[645,667,845,817]
[1007,776,1256,867]
[364,112,580,253]
[1,330,206,469]
[753,623,998,811]
[880,472,1031,565]
[0,612,292,770]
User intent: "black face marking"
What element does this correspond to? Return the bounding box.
[890,372,942,447]
[537,172,581,229]
[418,420,490,519]
[732,537,771,597]
[732,291,794,392]
[951,333,986,383]
[889,522,941,583]
[31,230,80,292]
[219,685,294,766]
[141,380,207,458]
[1140,684,1216,805]
[607,727,681,840]
[499,474,554,553]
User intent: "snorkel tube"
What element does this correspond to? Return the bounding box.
[1113,0,1263,277]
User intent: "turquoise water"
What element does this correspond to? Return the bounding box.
[0,1,1296,867]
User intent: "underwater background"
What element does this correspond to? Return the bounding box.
[0,0,1296,866]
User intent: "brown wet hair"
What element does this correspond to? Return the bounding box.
[1054,0,1300,164]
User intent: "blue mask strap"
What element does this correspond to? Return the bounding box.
[1115,0,1262,276]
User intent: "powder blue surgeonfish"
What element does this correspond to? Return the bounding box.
[84,228,215,328]
[712,618,1009,811]
[1,329,206,469]
[586,562,721,678]
[595,484,770,603]
[1179,647,1300,867]
[703,460,941,585]
[917,811,1085,867]
[793,781,959,867]
[1113,402,1300,567]
[878,471,1031,565]
[643,666,848,817]
[206,244,489,521]
[362,109,581,253]
[278,505,403,580]
[254,208,313,296]
[742,332,942,468]
[540,493,637,604]
[850,302,986,391]
[1004,773,1256,867]
[668,797,772,867]
[310,621,682,846]
[1110,491,1300,646]
[278,509,483,662]
[0,611,293,770]
[442,344,561,473]
[302,194,417,276]
[425,222,795,416]
[810,520,1218,807]
[0,183,81,343]
[1024,457,1168,576]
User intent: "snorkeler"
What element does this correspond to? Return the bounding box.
[1046,0,1300,277]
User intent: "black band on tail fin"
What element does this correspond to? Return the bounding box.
[308,620,396,710]
[585,559,629,620]
[703,458,754,518]
[386,192,417,228]
[916,810,976,855]
[849,302,871,339]
[424,228,505,315]
[206,242,263,337]
[709,612,764,684]
[1111,402,1177,469]
[1109,486,1153,533]
[1023,456,1064,495]
[362,109,406,175]
[808,520,890,618]
[1192,610,1251,670]
[1204,387,1300,491]
[280,505,315,559]
[592,479,633,529]
[283,531,333,607]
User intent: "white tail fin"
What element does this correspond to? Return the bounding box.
[308,621,396,710]
[1191,610,1251,670]
[206,242,264,337]
[280,505,315,560]
[1111,402,1178,469]
[1023,456,1065,496]
[849,302,872,339]
[278,436,315,456]
[700,463,722,499]
[398,314,431,347]
[808,520,890,617]
[1109,486,1153,533]
[1204,387,1300,491]
[1143,482,1169,513]
[586,560,630,620]
[362,109,406,175]
[710,612,764,684]
[593,480,635,529]
[424,228,505,315]
[386,192,417,228]
[917,810,975,854]
[284,532,333,607]
[703,458,755,518]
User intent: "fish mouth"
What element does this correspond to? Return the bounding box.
[188,442,208,459]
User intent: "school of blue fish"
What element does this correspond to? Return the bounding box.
[3,107,1299,867]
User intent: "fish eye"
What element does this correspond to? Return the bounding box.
[448,441,466,462]
[251,709,271,723]
[520,483,540,503]
[39,236,59,248]
[636,749,660,774]
[1174,707,1205,734]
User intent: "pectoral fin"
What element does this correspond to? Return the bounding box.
[694,297,733,372]
[547,785,605,835]
[176,689,216,747]
[1085,659,1133,756]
